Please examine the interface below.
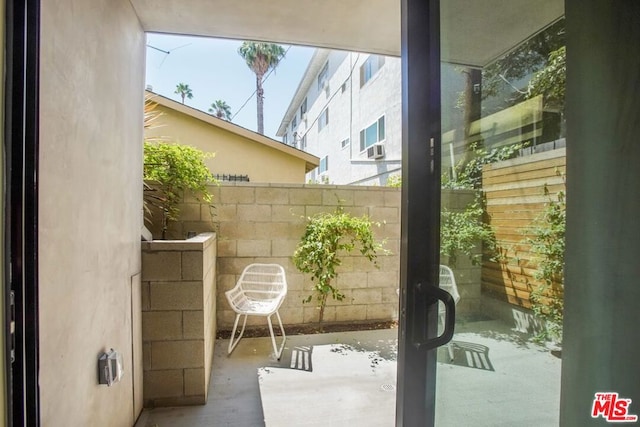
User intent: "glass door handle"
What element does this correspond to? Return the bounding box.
[413,282,456,351]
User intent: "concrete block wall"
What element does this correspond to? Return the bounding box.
[141,232,217,407]
[156,183,482,331]
[211,183,402,329]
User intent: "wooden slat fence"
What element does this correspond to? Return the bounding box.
[481,148,565,308]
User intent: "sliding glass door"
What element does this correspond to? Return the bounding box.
[398,1,565,425]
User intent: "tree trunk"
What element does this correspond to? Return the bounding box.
[256,74,265,134]
[318,292,328,324]
[460,68,482,166]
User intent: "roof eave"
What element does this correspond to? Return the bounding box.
[275,49,331,136]
[145,90,320,167]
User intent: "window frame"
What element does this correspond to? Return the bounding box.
[300,97,307,116]
[318,62,329,91]
[319,155,329,174]
[318,108,329,132]
[359,115,386,152]
[360,55,386,87]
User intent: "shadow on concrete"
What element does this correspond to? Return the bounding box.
[287,346,314,372]
[440,341,495,371]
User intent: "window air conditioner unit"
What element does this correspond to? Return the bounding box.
[367,143,385,159]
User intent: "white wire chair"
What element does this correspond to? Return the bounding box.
[225,263,288,359]
[439,265,461,360]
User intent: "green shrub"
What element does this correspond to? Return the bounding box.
[143,141,215,238]
[442,142,525,190]
[525,184,565,343]
[440,198,495,266]
[386,174,402,188]
[293,207,386,323]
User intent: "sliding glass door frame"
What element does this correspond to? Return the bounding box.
[396,0,447,425]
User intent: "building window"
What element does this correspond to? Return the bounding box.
[360,55,385,87]
[283,134,288,145]
[341,138,350,148]
[300,97,307,116]
[292,114,297,130]
[318,62,329,91]
[318,108,329,131]
[359,116,385,151]
[319,156,328,174]
[300,134,307,151]
[341,82,347,93]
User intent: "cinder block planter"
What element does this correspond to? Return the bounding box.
[141,232,217,407]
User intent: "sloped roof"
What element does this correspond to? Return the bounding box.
[146,90,319,172]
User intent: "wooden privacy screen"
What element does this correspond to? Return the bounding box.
[481,148,566,308]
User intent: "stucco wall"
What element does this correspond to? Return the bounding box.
[39,0,145,425]
[148,104,309,183]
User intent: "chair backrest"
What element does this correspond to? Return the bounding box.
[236,263,287,301]
[439,265,461,306]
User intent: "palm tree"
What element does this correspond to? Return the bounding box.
[208,100,232,120]
[237,42,286,134]
[174,83,193,104]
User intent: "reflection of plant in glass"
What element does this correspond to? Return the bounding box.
[440,198,495,267]
[525,182,565,343]
[438,143,523,266]
[481,19,565,110]
[442,142,525,190]
[293,206,386,323]
[526,46,566,112]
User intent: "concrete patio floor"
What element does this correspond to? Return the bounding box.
[135,318,561,427]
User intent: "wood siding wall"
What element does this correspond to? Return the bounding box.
[481,148,566,307]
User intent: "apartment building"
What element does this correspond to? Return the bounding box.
[276,49,402,186]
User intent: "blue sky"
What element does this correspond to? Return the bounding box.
[145,33,315,140]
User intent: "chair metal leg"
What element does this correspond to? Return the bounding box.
[267,310,287,360]
[447,342,455,361]
[440,312,455,361]
[228,313,248,355]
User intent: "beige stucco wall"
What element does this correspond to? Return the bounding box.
[147,104,309,183]
[39,0,145,425]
